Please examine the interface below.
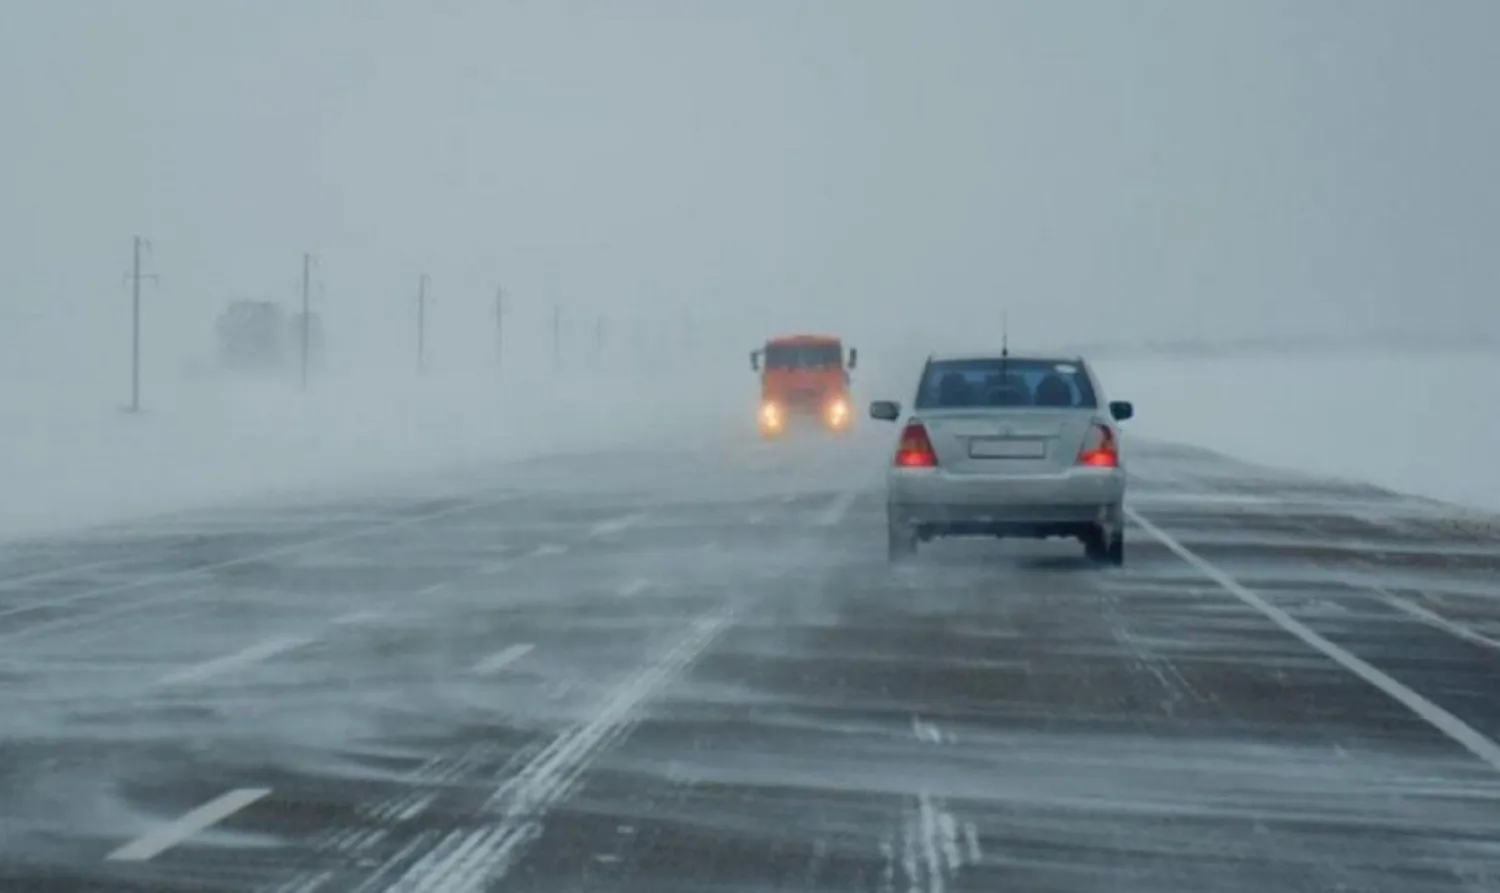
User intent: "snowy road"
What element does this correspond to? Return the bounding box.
[5,433,1500,892]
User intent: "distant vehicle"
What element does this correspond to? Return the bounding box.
[749,334,858,437]
[215,300,288,373]
[868,351,1134,564]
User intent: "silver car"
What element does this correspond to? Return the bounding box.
[868,352,1134,565]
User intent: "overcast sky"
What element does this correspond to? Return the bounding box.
[3,0,1498,377]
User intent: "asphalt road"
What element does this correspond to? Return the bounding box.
[4,429,1500,892]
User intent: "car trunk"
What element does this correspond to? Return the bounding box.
[916,408,1099,475]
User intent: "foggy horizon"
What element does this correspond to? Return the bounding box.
[5,0,1499,391]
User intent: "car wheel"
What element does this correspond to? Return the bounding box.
[1106,529,1124,566]
[887,522,917,563]
[1082,527,1107,561]
[1084,526,1123,566]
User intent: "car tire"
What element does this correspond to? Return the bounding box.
[1105,529,1124,566]
[887,522,917,563]
[1084,526,1123,566]
[1082,527,1106,561]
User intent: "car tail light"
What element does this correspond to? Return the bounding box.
[1077,423,1119,468]
[895,421,938,468]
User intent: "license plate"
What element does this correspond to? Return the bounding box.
[968,437,1046,459]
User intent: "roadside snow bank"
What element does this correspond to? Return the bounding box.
[5,345,1494,542]
[0,360,750,543]
[1095,349,1500,515]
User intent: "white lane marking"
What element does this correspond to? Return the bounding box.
[1128,506,1500,774]
[416,582,447,596]
[381,608,734,892]
[617,578,651,597]
[0,495,514,632]
[879,838,898,893]
[917,795,943,892]
[528,543,569,558]
[479,560,510,576]
[963,822,982,864]
[332,610,385,626]
[471,643,535,676]
[155,634,315,687]
[912,717,944,745]
[106,788,271,861]
[0,557,135,591]
[1376,590,1500,654]
[589,513,648,538]
[4,583,217,645]
[817,491,858,526]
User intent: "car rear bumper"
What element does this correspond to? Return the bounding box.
[887,467,1125,535]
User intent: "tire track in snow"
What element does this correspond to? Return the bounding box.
[377,608,734,892]
[276,489,858,890]
[268,739,548,893]
[895,717,978,893]
[0,495,519,637]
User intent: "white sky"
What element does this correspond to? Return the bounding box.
[3,0,1498,375]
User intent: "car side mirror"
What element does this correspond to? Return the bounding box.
[1109,400,1134,422]
[847,347,858,369]
[869,400,901,422]
[749,350,760,372]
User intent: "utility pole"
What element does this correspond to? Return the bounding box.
[417,273,430,374]
[494,286,507,373]
[124,236,158,413]
[299,252,314,391]
[552,303,561,367]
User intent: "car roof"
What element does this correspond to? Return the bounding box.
[926,350,1087,366]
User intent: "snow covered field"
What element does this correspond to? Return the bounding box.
[0,360,749,543]
[1095,350,1500,516]
[0,347,1494,542]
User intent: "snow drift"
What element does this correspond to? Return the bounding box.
[1,344,1496,542]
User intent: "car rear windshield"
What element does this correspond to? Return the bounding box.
[765,343,842,369]
[915,358,1098,409]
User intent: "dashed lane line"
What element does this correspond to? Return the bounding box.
[471,643,535,676]
[0,556,140,591]
[1375,589,1500,654]
[1128,506,1500,774]
[106,788,272,862]
[154,634,316,688]
[0,495,518,634]
[1341,556,1500,657]
[589,513,649,538]
[617,578,651,597]
[333,610,387,626]
[379,609,735,892]
[129,512,665,691]
[816,491,859,527]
